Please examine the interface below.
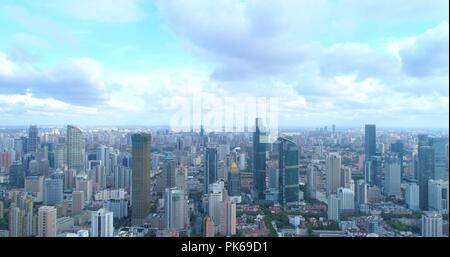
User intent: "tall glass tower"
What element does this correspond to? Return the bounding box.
[253,118,268,200]
[66,125,84,172]
[364,124,376,158]
[204,146,218,194]
[278,137,299,205]
[131,133,151,226]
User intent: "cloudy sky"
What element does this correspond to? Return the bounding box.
[0,0,448,128]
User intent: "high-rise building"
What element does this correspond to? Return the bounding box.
[428,179,449,214]
[0,200,3,219]
[204,216,215,237]
[25,176,44,202]
[355,180,368,211]
[405,182,420,211]
[38,206,57,237]
[326,153,341,196]
[307,166,316,195]
[338,187,355,214]
[221,200,236,236]
[253,118,268,200]
[43,178,63,206]
[418,145,434,210]
[390,140,404,178]
[54,144,65,169]
[9,162,24,188]
[227,162,241,197]
[204,146,218,194]
[131,133,151,226]
[75,175,93,203]
[421,212,443,237]
[27,125,39,154]
[384,156,401,197]
[91,208,114,237]
[103,200,128,219]
[327,194,339,221]
[165,187,187,230]
[278,137,299,205]
[66,125,84,172]
[364,124,376,158]
[364,156,382,187]
[72,191,85,215]
[430,137,449,181]
[164,153,177,189]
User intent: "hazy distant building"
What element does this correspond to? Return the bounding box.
[328,194,340,221]
[165,187,187,230]
[43,178,63,206]
[27,125,39,154]
[364,124,376,158]
[38,206,57,237]
[204,216,215,237]
[66,125,84,172]
[227,162,241,197]
[405,182,420,211]
[384,156,401,197]
[25,176,44,202]
[72,191,85,215]
[326,153,341,196]
[131,133,151,226]
[338,187,355,214]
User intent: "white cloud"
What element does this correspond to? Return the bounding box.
[0,52,16,76]
[45,0,146,23]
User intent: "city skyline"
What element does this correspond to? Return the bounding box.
[0,0,448,128]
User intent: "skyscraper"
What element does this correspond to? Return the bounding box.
[326,153,341,196]
[164,153,177,189]
[165,187,187,230]
[327,194,340,221]
[430,137,449,181]
[131,133,151,226]
[72,191,85,215]
[27,125,39,154]
[221,200,236,236]
[204,146,218,194]
[405,182,420,211]
[384,155,401,197]
[428,179,449,214]
[418,145,434,210]
[253,118,268,200]
[38,206,57,237]
[364,124,376,158]
[227,162,241,197]
[338,187,355,214]
[390,140,404,178]
[66,125,84,172]
[421,212,443,237]
[355,179,368,211]
[43,178,63,206]
[91,208,114,237]
[9,162,24,188]
[278,137,299,205]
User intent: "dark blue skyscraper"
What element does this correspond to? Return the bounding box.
[253,118,268,200]
[418,145,434,210]
[278,137,299,205]
[204,146,218,194]
[27,125,39,154]
[364,124,376,158]
[391,140,404,178]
